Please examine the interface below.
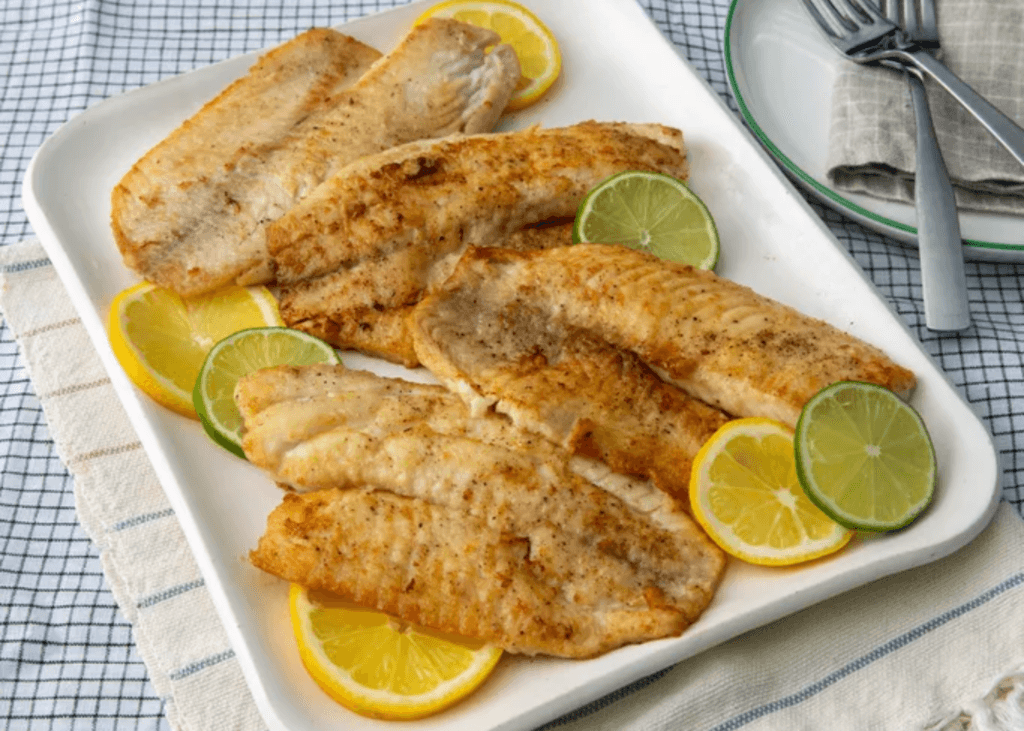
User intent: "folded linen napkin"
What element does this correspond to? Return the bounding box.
[3,236,1024,730]
[826,0,1024,214]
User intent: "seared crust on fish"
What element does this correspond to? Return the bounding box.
[414,245,916,428]
[112,20,519,296]
[411,286,731,502]
[112,29,379,294]
[241,364,725,658]
[253,489,691,658]
[267,121,690,365]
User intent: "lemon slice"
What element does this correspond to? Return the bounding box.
[289,584,503,720]
[573,171,720,269]
[795,381,937,532]
[690,417,853,566]
[193,327,341,458]
[415,0,561,110]
[108,282,283,418]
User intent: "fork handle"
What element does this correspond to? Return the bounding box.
[890,47,1024,168]
[905,68,971,331]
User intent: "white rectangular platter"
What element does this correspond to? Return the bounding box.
[22,1,1001,729]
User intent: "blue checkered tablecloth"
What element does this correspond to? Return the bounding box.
[3,1,1024,729]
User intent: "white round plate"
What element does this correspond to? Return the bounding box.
[725,0,1024,262]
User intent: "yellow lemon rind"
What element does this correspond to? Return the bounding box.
[288,584,503,720]
[108,282,197,418]
[414,0,561,111]
[107,282,282,420]
[689,417,853,567]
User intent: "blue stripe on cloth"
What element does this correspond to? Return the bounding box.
[1,257,51,273]
[540,667,675,728]
[169,649,236,681]
[111,508,175,532]
[709,571,1024,731]
[137,579,205,609]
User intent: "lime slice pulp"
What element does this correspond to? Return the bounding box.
[193,327,341,457]
[572,170,720,269]
[794,381,936,532]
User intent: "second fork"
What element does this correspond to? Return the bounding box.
[882,0,970,331]
[804,0,1024,168]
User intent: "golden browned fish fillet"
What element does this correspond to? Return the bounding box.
[241,364,725,658]
[413,245,917,429]
[267,121,690,366]
[410,285,730,502]
[112,19,520,296]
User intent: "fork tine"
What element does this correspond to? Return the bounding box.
[801,0,847,38]
[914,0,940,45]
[903,0,921,36]
[819,0,867,31]
[893,0,940,46]
[878,0,900,25]
[840,0,889,24]
[804,0,900,54]
[918,0,937,33]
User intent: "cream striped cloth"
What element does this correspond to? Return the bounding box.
[4,237,1024,730]
[826,0,1024,214]
[0,240,265,731]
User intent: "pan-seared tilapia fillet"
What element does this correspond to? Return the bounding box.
[241,364,725,658]
[411,282,731,503]
[267,121,690,366]
[112,19,519,296]
[414,246,916,429]
[254,489,698,658]
[236,364,546,485]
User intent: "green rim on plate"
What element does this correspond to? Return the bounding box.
[722,0,1018,255]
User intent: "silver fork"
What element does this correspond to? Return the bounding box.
[802,0,1024,168]
[881,0,970,331]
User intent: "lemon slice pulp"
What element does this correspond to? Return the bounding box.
[690,417,852,566]
[107,282,282,418]
[415,0,561,110]
[289,584,503,720]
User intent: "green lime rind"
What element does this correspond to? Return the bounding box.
[195,405,247,458]
[794,380,937,533]
[193,327,341,459]
[572,170,720,270]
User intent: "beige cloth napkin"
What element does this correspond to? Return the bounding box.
[4,236,1024,730]
[826,0,1024,214]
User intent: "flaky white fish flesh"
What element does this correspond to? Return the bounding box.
[241,364,725,658]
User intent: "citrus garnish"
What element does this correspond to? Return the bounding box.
[573,170,720,269]
[108,282,283,418]
[795,381,936,532]
[192,327,340,458]
[415,0,561,110]
[689,417,853,566]
[289,584,503,720]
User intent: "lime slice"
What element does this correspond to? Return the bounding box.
[193,327,341,457]
[794,381,936,532]
[572,171,720,269]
